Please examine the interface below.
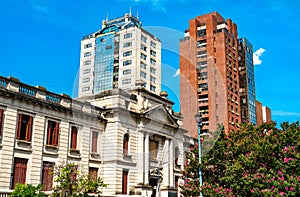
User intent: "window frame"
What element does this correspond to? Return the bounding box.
[140,62,147,70]
[123,60,132,66]
[122,170,129,194]
[150,50,156,57]
[150,67,156,74]
[91,131,99,153]
[70,126,78,150]
[122,78,131,85]
[150,58,156,65]
[83,69,91,75]
[150,41,156,48]
[82,86,90,92]
[124,33,132,39]
[123,42,132,48]
[84,43,92,49]
[150,85,156,92]
[141,45,147,52]
[140,71,147,78]
[84,52,91,57]
[150,76,156,83]
[82,77,90,83]
[149,140,158,160]
[46,120,60,146]
[123,51,132,57]
[42,161,54,191]
[141,35,147,43]
[140,53,147,60]
[12,158,28,189]
[83,60,91,66]
[123,133,129,155]
[123,69,131,75]
[16,113,33,142]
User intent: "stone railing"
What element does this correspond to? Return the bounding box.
[0,190,12,197]
[0,190,143,197]
[0,76,100,115]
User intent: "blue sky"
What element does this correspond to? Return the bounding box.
[0,0,300,126]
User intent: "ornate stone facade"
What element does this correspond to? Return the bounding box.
[0,76,187,197]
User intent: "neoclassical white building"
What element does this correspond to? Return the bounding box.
[0,76,188,197]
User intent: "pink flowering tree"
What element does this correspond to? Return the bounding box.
[181,122,300,196]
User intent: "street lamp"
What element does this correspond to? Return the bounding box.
[195,112,203,197]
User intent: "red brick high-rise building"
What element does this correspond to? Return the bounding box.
[180,12,241,137]
[256,100,272,125]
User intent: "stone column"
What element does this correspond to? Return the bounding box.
[137,131,144,184]
[144,132,149,185]
[162,139,169,187]
[169,139,174,187]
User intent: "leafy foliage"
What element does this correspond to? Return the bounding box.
[181,122,300,196]
[12,184,45,197]
[52,162,107,197]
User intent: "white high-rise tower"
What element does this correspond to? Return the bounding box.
[78,13,161,97]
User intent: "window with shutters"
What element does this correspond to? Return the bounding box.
[91,131,98,153]
[0,109,4,142]
[70,126,78,150]
[122,170,128,194]
[46,120,60,146]
[42,162,54,191]
[123,133,129,155]
[12,158,28,189]
[16,113,33,141]
[149,140,158,160]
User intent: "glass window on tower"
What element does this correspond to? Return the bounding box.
[124,33,132,39]
[94,34,115,94]
[123,51,132,57]
[83,60,91,66]
[140,71,147,78]
[150,85,156,92]
[84,52,91,57]
[150,41,156,48]
[84,43,92,49]
[141,35,147,43]
[150,67,156,74]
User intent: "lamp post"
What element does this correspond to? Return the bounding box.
[195,112,203,197]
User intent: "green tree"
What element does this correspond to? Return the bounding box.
[181,122,300,196]
[12,184,45,197]
[52,162,107,197]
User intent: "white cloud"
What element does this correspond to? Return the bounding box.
[273,111,300,117]
[30,0,49,14]
[173,69,180,77]
[253,48,266,65]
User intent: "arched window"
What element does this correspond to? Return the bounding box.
[123,133,129,155]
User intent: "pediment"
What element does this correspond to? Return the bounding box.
[141,104,178,127]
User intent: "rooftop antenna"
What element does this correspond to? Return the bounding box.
[136,10,139,19]
[106,12,108,22]
[129,6,132,16]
